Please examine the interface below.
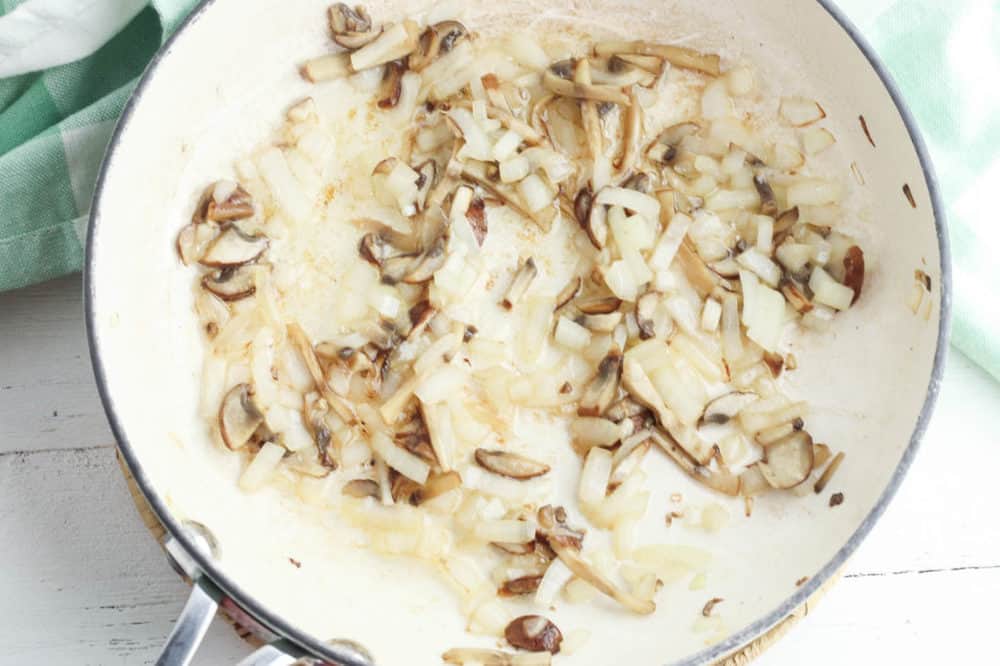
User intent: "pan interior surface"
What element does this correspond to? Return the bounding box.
[87,0,946,663]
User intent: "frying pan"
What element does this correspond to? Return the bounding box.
[85,0,951,663]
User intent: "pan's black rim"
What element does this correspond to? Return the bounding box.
[84,1,952,664]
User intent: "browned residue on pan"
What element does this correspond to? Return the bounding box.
[859,114,876,147]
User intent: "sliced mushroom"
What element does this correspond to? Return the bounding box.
[377,59,406,109]
[219,384,265,450]
[408,20,469,72]
[753,174,778,217]
[635,292,659,339]
[758,430,814,489]
[575,295,622,315]
[645,121,701,165]
[176,222,219,265]
[700,391,758,425]
[649,427,740,496]
[402,236,447,284]
[616,88,642,173]
[780,279,813,314]
[505,616,563,654]
[578,348,623,417]
[542,67,631,106]
[499,575,544,597]
[201,265,257,301]
[582,200,609,250]
[843,245,865,304]
[475,449,551,480]
[342,478,380,498]
[328,3,379,49]
[550,541,655,614]
[594,41,721,76]
[199,225,269,268]
[554,277,582,311]
[501,258,538,310]
[576,311,623,333]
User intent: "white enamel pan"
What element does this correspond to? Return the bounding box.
[85,0,951,664]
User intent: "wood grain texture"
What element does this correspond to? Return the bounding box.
[0,277,997,665]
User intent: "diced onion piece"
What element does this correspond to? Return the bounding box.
[257,147,311,223]
[603,260,640,302]
[649,213,692,271]
[701,298,722,332]
[474,519,538,544]
[351,21,419,71]
[518,174,555,213]
[809,266,854,311]
[596,187,660,220]
[802,127,836,155]
[726,66,754,96]
[239,442,285,492]
[493,129,523,161]
[371,431,430,484]
[787,179,842,207]
[701,79,732,119]
[779,96,827,127]
[772,143,805,170]
[499,156,531,183]
[579,446,613,507]
[450,107,494,161]
[535,559,574,612]
[736,248,782,287]
[554,316,592,350]
[416,362,468,404]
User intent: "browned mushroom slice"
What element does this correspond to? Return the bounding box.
[499,575,544,597]
[753,174,778,217]
[582,200,609,250]
[219,384,265,450]
[201,265,257,301]
[550,541,655,614]
[576,311,623,333]
[408,20,469,72]
[176,222,218,265]
[843,245,865,304]
[542,68,631,106]
[199,225,269,268]
[342,478,380,498]
[645,121,701,165]
[475,449,551,480]
[414,160,437,213]
[578,348,623,417]
[594,41,721,76]
[465,196,488,246]
[377,59,406,109]
[442,648,552,666]
[649,427,740,496]
[402,236,447,283]
[505,616,563,654]
[328,3,378,48]
[554,277,582,311]
[676,240,720,298]
[758,430,814,490]
[575,295,622,315]
[780,279,813,313]
[501,258,538,310]
[700,391,758,425]
[616,87,643,173]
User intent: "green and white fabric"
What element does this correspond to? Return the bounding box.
[1,0,998,381]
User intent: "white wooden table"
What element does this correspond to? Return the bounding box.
[1,275,997,665]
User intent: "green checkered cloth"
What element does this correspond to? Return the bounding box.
[1,1,998,382]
